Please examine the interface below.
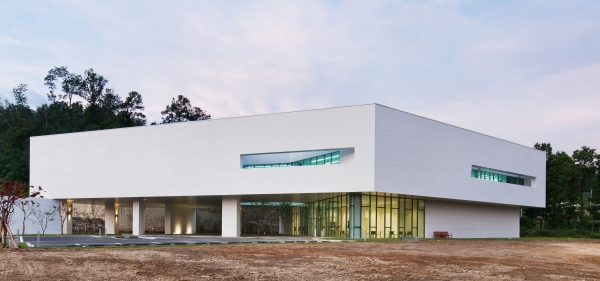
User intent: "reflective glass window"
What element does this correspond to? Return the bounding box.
[472,167,530,187]
[332,151,340,164]
[317,155,325,165]
[243,151,341,169]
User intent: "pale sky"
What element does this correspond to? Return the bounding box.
[1,1,599,154]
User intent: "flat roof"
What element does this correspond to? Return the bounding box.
[30,103,542,153]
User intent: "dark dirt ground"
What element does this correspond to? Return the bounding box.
[1,239,599,280]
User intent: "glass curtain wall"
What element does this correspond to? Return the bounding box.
[292,193,425,238]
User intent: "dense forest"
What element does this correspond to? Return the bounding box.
[0,66,211,184]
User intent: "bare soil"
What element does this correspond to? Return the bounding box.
[1,239,599,280]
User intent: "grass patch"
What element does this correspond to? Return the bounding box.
[521,228,600,239]
[324,236,598,242]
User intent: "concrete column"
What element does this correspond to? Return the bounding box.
[222,196,241,237]
[164,203,172,235]
[191,207,197,234]
[64,200,73,235]
[351,194,361,238]
[132,198,145,236]
[278,216,283,234]
[104,200,118,235]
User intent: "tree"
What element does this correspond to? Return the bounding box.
[242,202,276,234]
[0,86,37,183]
[117,91,146,126]
[549,152,575,230]
[572,146,597,230]
[1,66,161,184]
[262,203,279,234]
[592,153,600,232]
[0,181,43,248]
[17,200,39,235]
[30,207,56,234]
[523,207,543,230]
[274,202,293,234]
[161,95,211,123]
[535,143,578,230]
[79,68,109,106]
[242,205,262,234]
[53,202,69,235]
[12,84,28,106]
[44,66,83,110]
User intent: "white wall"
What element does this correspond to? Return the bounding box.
[424,200,520,238]
[374,105,546,207]
[31,105,376,199]
[31,103,544,211]
[9,198,62,235]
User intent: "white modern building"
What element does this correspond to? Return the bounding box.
[29,104,545,238]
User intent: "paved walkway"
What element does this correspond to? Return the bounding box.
[21,234,344,247]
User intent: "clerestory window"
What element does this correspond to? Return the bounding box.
[243,151,340,169]
[471,165,534,187]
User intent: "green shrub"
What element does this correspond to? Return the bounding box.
[521,228,600,238]
[520,216,532,229]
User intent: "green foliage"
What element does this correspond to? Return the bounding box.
[520,227,600,239]
[161,95,211,123]
[2,67,212,184]
[520,216,532,229]
[0,67,154,184]
[242,202,291,235]
[527,143,600,234]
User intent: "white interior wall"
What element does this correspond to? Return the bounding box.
[168,203,196,234]
[424,200,520,238]
[105,201,117,234]
[9,198,62,235]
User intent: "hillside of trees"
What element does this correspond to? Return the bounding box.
[522,143,600,235]
[0,66,210,184]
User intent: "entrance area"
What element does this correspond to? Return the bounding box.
[62,192,424,238]
[292,192,425,238]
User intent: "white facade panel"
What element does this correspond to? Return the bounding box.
[30,105,376,199]
[424,200,520,238]
[374,105,545,207]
